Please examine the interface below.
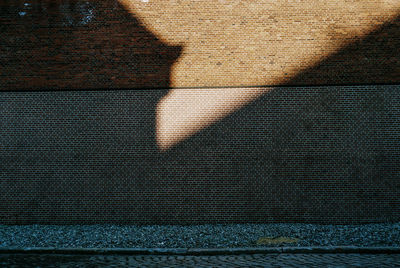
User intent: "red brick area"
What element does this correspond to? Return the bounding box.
[0,0,181,90]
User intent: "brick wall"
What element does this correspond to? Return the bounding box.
[0,0,181,89]
[1,0,399,89]
[1,0,399,224]
[1,85,399,224]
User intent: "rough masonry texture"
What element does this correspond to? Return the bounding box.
[1,0,400,224]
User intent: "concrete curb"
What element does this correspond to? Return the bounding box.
[0,247,399,255]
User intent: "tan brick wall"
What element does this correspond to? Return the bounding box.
[1,0,399,89]
[118,0,400,87]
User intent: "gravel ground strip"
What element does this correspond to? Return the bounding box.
[0,223,399,249]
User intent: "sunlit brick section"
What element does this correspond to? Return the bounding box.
[156,88,271,150]
[122,0,400,87]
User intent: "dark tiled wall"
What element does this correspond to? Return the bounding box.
[1,86,399,224]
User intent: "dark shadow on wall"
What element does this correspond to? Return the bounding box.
[0,0,181,90]
[0,0,181,224]
[156,15,400,224]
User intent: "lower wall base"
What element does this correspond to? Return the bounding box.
[1,85,399,224]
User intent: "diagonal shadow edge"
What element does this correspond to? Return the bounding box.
[162,13,400,153]
[0,0,183,91]
[154,14,400,224]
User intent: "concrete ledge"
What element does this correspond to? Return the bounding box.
[0,247,399,255]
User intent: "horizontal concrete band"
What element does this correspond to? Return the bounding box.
[1,247,400,255]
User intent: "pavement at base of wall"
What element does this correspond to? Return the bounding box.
[1,223,399,249]
[1,223,399,266]
[1,249,400,268]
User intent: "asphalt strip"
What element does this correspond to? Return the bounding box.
[0,247,399,255]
